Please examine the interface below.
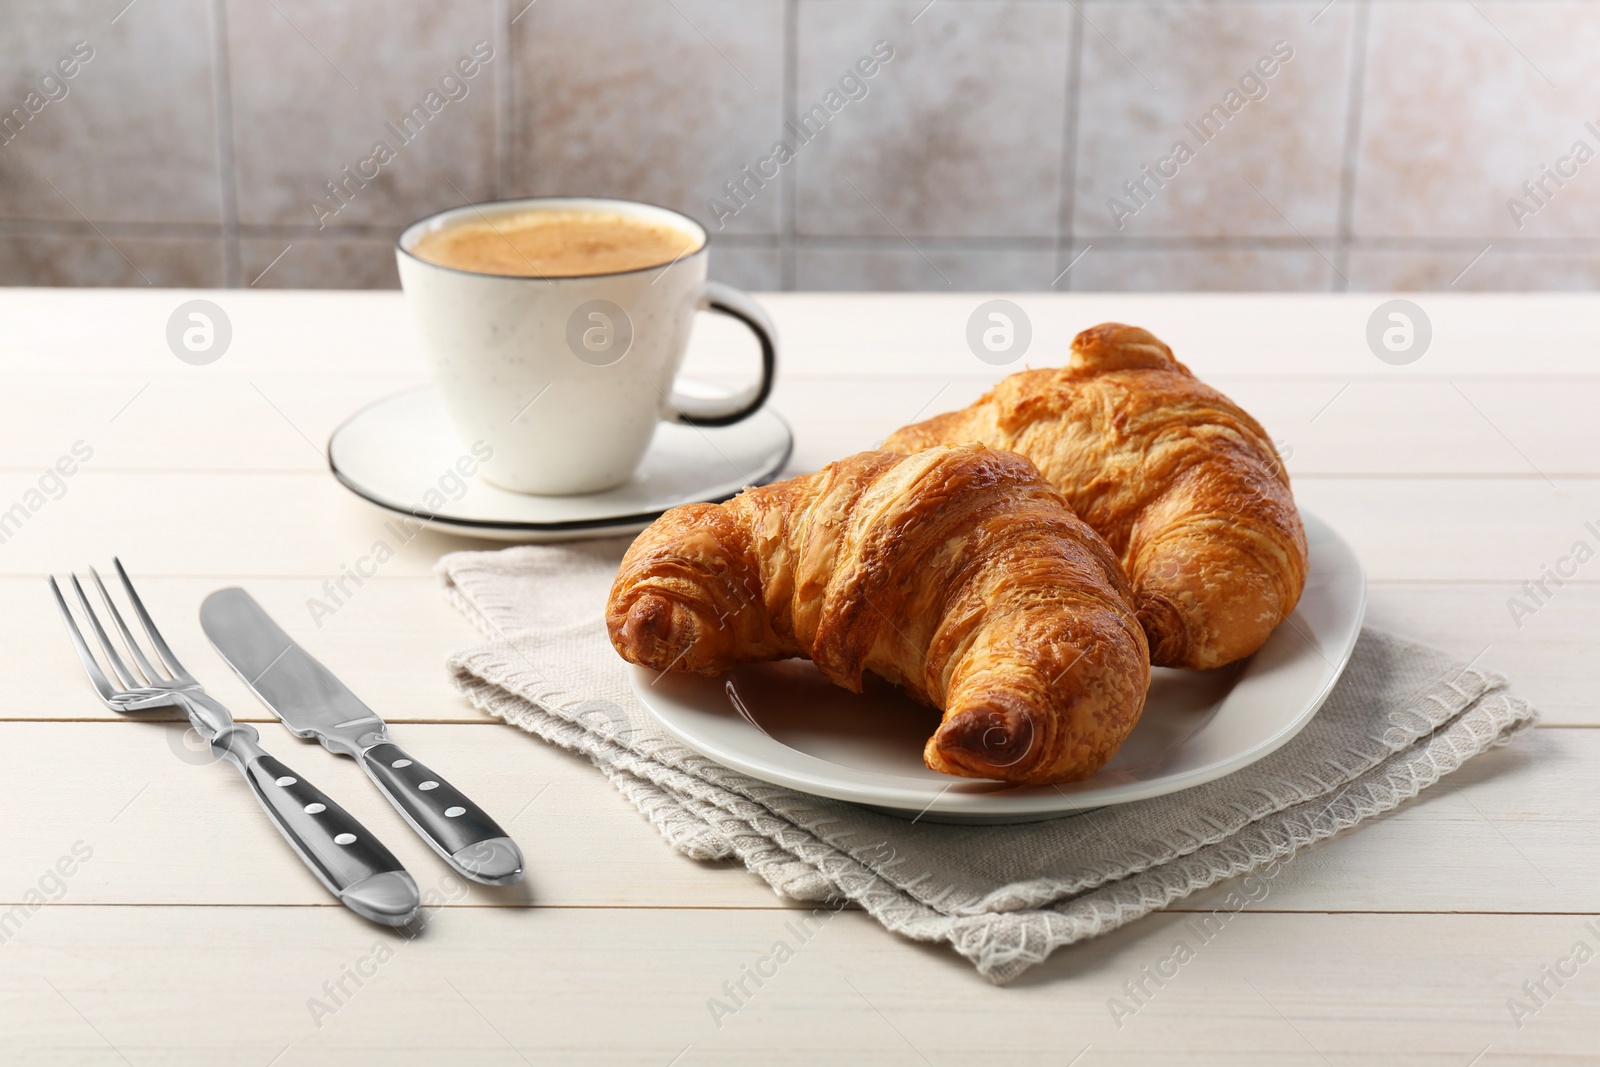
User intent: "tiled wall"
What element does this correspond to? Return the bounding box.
[2,0,1596,292]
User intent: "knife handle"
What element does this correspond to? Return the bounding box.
[212,724,422,926]
[358,742,524,886]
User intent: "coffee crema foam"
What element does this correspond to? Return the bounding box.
[410,209,702,278]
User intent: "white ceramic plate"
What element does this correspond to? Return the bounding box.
[327,384,793,541]
[631,510,1365,823]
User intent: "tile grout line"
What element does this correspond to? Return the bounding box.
[6,219,1598,250]
[1331,0,1371,293]
[1055,3,1084,290]
[14,210,1600,259]
[780,0,799,290]
[209,0,242,287]
[494,0,514,199]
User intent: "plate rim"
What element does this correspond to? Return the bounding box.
[632,509,1367,820]
[326,384,795,532]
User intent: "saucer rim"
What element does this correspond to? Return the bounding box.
[325,385,795,532]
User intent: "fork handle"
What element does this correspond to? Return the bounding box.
[212,724,421,926]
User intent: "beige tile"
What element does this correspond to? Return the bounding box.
[707,243,781,290]
[1067,245,1335,291]
[513,0,785,236]
[0,0,221,225]
[794,243,1058,290]
[1346,247,1600,291]
[228,0,498,230]
[1354,1,1600,239]
[239,236,399,289]
[794,0,1071,239]
[0,233,222,286]
[1073,2,1354,240]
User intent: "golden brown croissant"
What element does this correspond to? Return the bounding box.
[885,323,1307,670]
[606,444,1149,785]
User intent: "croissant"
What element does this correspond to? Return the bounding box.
[606,444,1149,785]
[885,323,1307,670]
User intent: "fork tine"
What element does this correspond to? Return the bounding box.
[112,557,189,680]
[89,566,165,684]
[48,576,118,702]
[70,574,139,689]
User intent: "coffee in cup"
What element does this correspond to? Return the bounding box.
[409,208,698,278]
[397,197,776,496]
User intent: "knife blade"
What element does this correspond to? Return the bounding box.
[199,587,524,886]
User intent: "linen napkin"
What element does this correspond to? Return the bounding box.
[438,539,1538,985]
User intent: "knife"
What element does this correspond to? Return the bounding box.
[199,587,525,886]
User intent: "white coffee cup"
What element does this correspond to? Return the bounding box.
[396,196,777,495]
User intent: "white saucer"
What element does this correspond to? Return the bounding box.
[631,510,1365,824]
[327,384,793,541]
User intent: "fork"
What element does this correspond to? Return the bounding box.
[49,559,422,927]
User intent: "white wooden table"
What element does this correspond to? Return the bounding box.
[2,289,1597,1065]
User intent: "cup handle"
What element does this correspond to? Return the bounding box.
[668,281,777,427]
